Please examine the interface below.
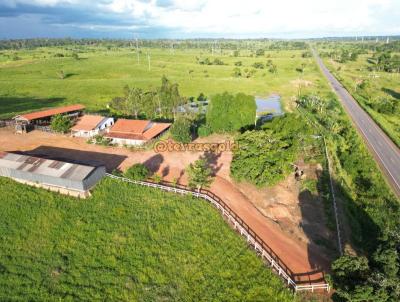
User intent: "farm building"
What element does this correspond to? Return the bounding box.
[13,104,85,133]
[104,119,171,146]
[0,151,105,198]
[71,115,114,138]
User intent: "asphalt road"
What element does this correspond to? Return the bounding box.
[313,49,400,199]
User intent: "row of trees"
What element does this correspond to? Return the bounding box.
[320,49,360,63]
[196,57,225,65]
[0,38,309,51]
[368,51,400,73]
[109,76,183,120]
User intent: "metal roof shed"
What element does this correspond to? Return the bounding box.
[0,152,105,198]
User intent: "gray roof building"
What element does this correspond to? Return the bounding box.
[0,151,105,197]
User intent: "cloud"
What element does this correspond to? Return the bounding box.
[0,0,399,38]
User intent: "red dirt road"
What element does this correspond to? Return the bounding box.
[0,129,328,283]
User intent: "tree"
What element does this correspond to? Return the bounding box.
[230,114,311,186]
[159,75,183,119]
[186,158,213,191]
[125,163,149,180]
[124,86,144,119]
[255,49,265,57]
[205,92,256,133]
[50,114,72,133]
[232,67,242,77]
[170,117,192,143]
[197,93,207,103]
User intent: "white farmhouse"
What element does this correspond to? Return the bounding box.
[71,115,114,138]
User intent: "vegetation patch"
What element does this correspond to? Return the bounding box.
[0,176,294,301]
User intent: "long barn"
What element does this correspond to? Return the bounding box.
[0,152,105,198]
[13,104,85,133]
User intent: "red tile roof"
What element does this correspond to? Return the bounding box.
[110,119,150,134]
[143,123,171,139]
[71,115,105,131]
[105,119,171,141]
[17,104,85,121]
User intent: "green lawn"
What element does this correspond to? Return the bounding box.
[0,176,294,301]
[0,46,332,118]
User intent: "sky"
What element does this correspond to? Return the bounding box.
[0,0,399,39]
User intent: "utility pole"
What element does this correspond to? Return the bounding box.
[136,38,140,64]
[147,52,151,71]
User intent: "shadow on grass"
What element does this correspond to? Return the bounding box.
[382,87,400,100]
[0,96,66,119]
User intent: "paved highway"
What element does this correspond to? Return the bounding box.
[313,49,400,199]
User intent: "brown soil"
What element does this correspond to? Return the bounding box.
[0,128,333,282]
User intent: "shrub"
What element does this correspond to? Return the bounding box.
[186,158,213,191]
[197,125,212,137]
[252,62,265,69]
[170,117,192,143]
[232,67,242,77]
[213,58,225,65]
[125,163,149,180]
[50,114,72,133]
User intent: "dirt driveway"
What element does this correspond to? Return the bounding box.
[0,128,331,283]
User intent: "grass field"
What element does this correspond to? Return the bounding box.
[0,46,332,118]
[0,176,294,301]
[321,53,400,146]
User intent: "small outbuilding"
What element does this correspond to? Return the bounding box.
[71,115,114,138]
[0,151,105,198]
[104,119,171,146]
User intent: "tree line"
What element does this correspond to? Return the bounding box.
[108,76,183,120]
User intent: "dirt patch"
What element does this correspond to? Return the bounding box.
[235,161,337,260]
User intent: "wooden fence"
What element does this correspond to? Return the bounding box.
[0,120,15,128]
[106,173,330,293]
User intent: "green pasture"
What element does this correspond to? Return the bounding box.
[0,176,294,301]
[0,46,331,118]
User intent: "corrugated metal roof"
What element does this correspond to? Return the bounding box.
[71,115,105,131]
[0,152,96,181]
[16,104,85,121]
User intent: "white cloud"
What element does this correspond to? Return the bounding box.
[2,0,399,37]
[104,0,400,36]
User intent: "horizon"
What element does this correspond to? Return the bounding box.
[1,35,400,41]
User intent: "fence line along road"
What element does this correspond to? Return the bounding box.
[106,173,330,293]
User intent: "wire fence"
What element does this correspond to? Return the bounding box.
[106,173,330,293]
